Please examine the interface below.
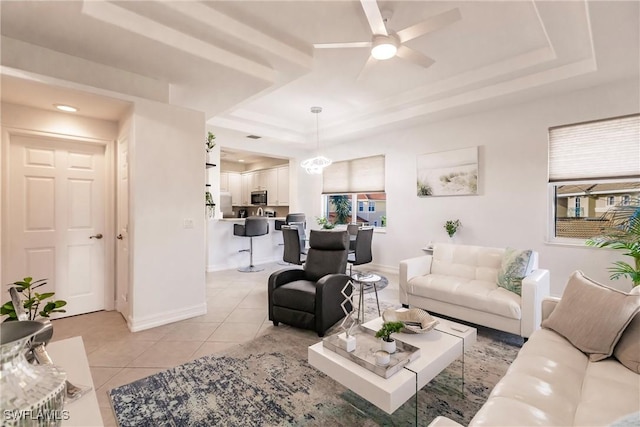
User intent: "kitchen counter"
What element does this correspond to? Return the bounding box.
[218,217,286,222]
[207,217,293,271]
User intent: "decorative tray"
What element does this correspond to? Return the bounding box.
[322,326,421,379]
[382,308,439,334]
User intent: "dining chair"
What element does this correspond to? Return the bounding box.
[347,227,373,276]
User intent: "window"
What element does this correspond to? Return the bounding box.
[322,155,386,228]
[322,193,386,227]
[549,114,640,240]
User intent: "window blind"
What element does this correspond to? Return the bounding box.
[322,155,385,194]
[549,114,640,182]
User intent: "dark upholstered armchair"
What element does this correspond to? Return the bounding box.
[268,230,352,337]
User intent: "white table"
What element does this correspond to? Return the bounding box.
[47,337,104,427]
[308,316,476,417]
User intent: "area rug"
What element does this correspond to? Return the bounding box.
[110,301,521,427]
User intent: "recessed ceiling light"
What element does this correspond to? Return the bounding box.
[54,104,78,112]
[238,159,245,163]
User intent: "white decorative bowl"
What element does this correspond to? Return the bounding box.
[382,308,439,334]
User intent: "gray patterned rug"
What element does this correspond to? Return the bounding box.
[109,300,522,426]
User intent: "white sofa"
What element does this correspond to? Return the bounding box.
[399,243,550,338]
[430,296,640,426]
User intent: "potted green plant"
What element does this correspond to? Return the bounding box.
[1,277,67,321]
[205,191,215,218]
[205,132,216,152]
[444,219,461,239]
[375,321,404,353]
[586,200,640,288]
[316,216,335,230]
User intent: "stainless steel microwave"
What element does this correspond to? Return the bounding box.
[251,190,267,205]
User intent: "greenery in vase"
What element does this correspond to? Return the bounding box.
[1,277,67,321]
[586,199,640,287]
[205,132,216,152]
[375,321,404,342]
[316,216,335,230]
[205,190,214,206]
[445,219,462,238]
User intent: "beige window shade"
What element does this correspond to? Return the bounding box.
[323,155,385,193]
[549,114,640,182]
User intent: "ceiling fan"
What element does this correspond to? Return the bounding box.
[313,0,461,79]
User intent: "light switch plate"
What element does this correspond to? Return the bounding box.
[183,218,194,229]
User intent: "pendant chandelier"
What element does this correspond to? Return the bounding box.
[301,106,332,174]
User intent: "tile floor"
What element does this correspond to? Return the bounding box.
[50,263,400,426]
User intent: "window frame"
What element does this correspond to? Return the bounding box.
[547,178,640,244]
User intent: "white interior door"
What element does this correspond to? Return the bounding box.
[115,133,130,318]
[8,135,106,317]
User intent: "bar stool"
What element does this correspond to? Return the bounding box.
[233,216,269,272]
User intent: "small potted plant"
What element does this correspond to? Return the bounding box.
[375,321,404,354]
[1,277,67,321]
[316,216,335,230]
[205,132,216,152]
[444,219,462,240]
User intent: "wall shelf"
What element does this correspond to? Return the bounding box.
[206,163,216,168]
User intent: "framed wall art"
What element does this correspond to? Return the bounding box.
[417,146,478,197]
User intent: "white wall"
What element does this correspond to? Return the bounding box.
[297,78,639,296]
[128,101,207,331]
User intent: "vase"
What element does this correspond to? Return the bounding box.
[1,321,67,426]
[381,339,396,354]
[375,350,390,365]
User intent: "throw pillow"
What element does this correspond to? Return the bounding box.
[613,311,640,373]
[542,271,640,361]
[496,248,533,296]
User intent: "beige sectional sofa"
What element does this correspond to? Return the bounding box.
[430,271,640,426]
[399,243,550,338]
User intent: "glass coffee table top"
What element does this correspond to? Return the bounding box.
[351,272,381,283]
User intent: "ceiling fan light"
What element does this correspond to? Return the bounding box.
[371,36,398,60]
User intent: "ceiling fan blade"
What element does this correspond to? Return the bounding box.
[397,8,461,43]
[396,46,435,69]
[360,0,388,36]
[313,42,372,49]
[356,56,378,81]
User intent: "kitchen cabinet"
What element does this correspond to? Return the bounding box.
[276,166,289,206]
[264,168,278,205]
[234,165,290,206]
[241,173,252,206]
[220,172,229,192]
[228,172,242,206]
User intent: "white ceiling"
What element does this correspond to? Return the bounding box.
[1,1,638,152]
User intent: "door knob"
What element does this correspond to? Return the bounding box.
[89,233,103,239]
[116,234,123,240]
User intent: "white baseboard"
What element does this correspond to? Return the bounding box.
[127,303,207,332]
[365,263,399,275]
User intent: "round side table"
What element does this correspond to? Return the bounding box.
[351,272,382,323]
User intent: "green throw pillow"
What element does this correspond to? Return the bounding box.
[497,248,533,296]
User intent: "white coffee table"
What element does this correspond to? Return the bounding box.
[308,316,476,416]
